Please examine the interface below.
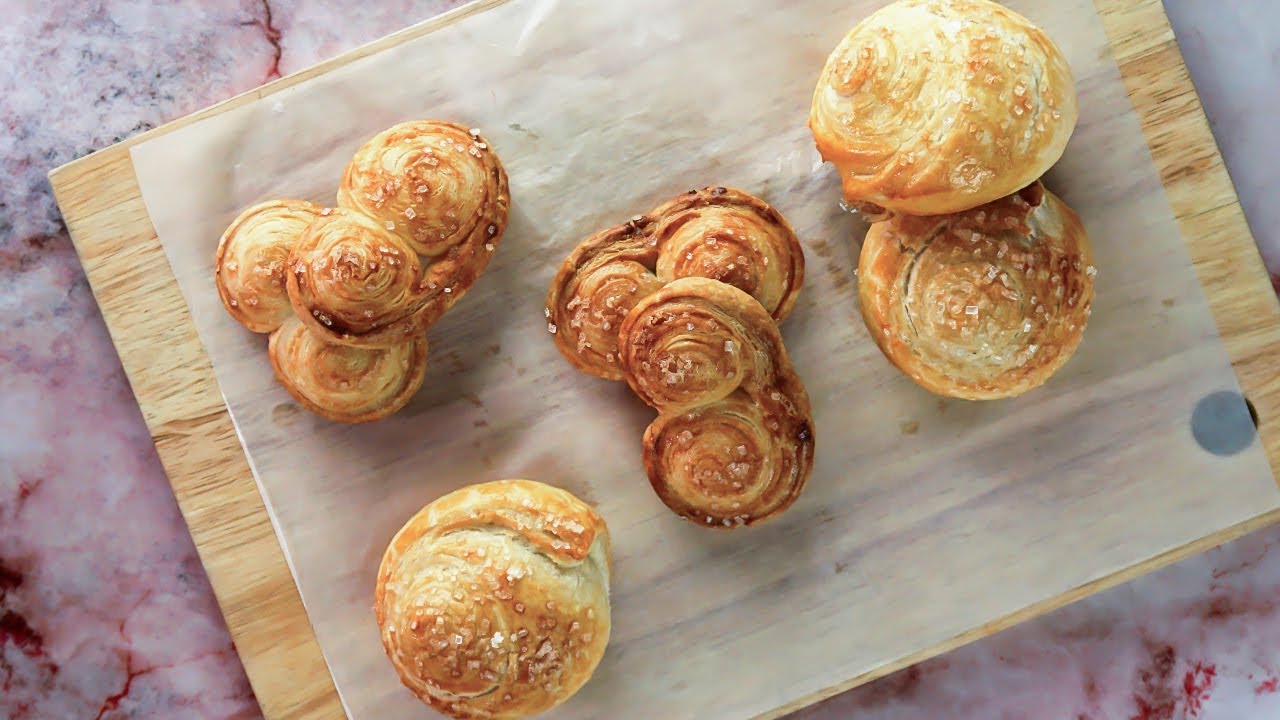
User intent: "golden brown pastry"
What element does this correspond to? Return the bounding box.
[218,118,508,422]
[215,199,323,333]
[286,208,428,347]
[857,182,1095,400]
[282,121,510,348]
[809,0,1078,216]
[268,317,428,423]
[339,119,511,331]
[375,480,611,720]
[618,277,814,527]
[547,186,804,380]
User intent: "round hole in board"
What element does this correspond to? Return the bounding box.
[1191,391,1258,457]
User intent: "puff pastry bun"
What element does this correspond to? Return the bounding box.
[375,480,611,720]
[858,182,1095,399]
[810,0,1078,216]
[268,318,428,423]
[619,277,814,527]
[547,187,804,380]
[215,199,323,333]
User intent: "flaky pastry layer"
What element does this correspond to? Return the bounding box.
[375,480,611,720]
[547,187,804,380]
[618,277,814,528]
[268,317,428,423]
[858,182,1095,399]
[810,0,1078,216]
[215,199,323,333]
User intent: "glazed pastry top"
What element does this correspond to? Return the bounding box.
[810,0,1078,216]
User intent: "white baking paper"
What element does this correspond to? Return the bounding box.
[130,1,1280,717]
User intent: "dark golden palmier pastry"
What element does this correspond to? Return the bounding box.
[268,317,428,423]
[810,0,1078,216]
[215,199,323,333]
[617,277,814,528]
[858,181,1096,399]
[546,186,804,380]
[338,119,510,331]
[218,118,509,422]
[375,480,611,720]
[286,208,428,347]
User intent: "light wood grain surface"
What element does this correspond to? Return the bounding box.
[47,1,1280,718]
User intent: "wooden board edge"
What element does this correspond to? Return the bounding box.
[759,506,1280,718]
[49,157,347,720]
[45,0,1280,718]
[1099,0,1280,479]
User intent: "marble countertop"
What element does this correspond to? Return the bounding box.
[2,1,1277,718]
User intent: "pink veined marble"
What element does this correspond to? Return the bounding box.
[1,1,1277,719]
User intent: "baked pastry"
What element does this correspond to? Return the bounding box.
[857,182,1095,400]
[216,119,509,422]
[284,120,510,348]
[268,317,428,423]
[215,199,323,333]
[375,479,611,720]
[809,0,1078,216]
[338,119,511,331]
[618,277,814,527]
[547,186,804,380]
[286,208,427,347]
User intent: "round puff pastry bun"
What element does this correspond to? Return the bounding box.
[376,480,611,720]
[858,182,1095,400]
[546,186,804,381]
[618,277,814,527]
[215,199,323,333]
[810,0,1078,216]
[268,317,428,423]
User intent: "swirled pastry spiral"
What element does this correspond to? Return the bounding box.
[339,120,510,330]
[858,182,1095,400]
[618,277,814,527]
[217,119,508,422]
[809,0,1079,216]
[547,186,804,380]
[268,317,428,423]
[286,208,427,347]
[375,480,611,720]
[215,199,323,333]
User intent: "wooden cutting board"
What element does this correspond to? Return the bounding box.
[47,0,1280,718]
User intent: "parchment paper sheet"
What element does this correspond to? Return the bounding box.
[131,1,1279,717]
